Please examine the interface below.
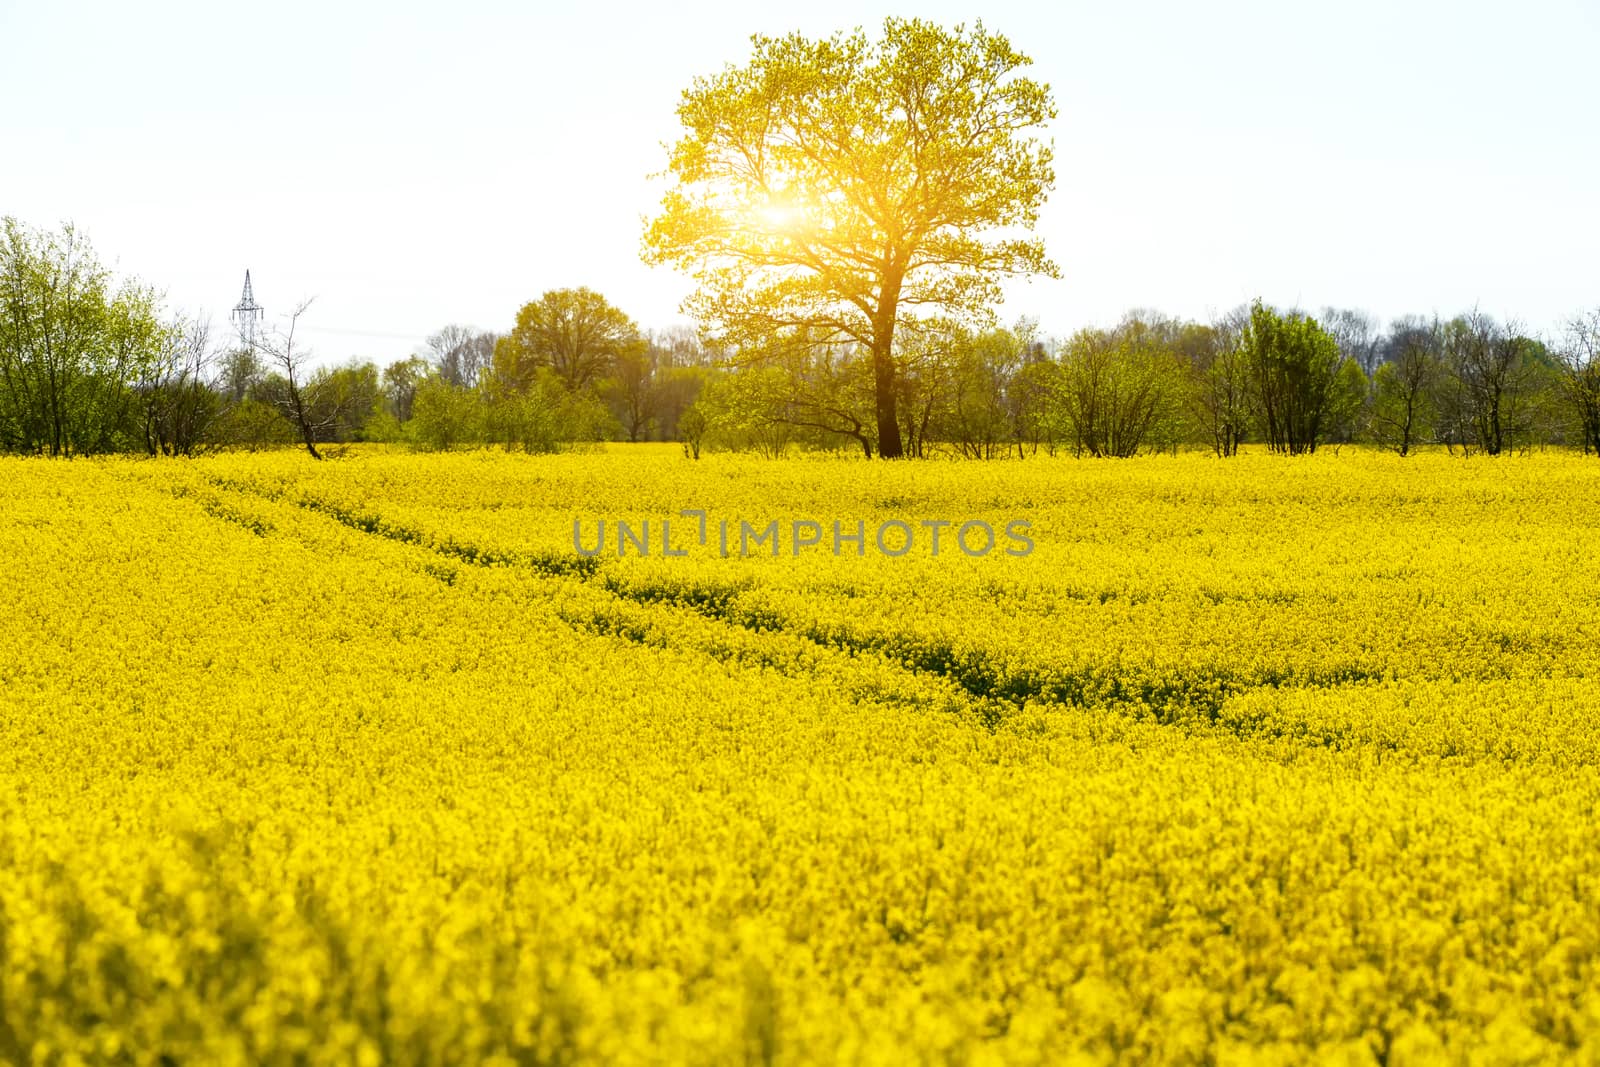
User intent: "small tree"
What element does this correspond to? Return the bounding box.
[754,334,878,458]
[654,364,710,442]
[383,356,432,423]
[1179,312,1251,458]
[894,323,960,459]
[1436,311,1547,456]
[1324,359,1371,446]
[694,367,797,458]
[140,315,222,457]
[216,346,263,404]
[678,402,708,459]
[410,378,480,451]
[941,327,1019,460]
[603,340,659,443]
[208,398,295,451]
[1054,318,1186,458]
[1239,300,1344,455]
[1371,317,1441,456]
[1559,309,1600,456]
[250,299,323,459]
[485,369,611,454]
[304,362,382,442]
[1008,355,1060,458]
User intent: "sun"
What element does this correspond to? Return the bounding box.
[749,189,822,236]
[759,203,801,230]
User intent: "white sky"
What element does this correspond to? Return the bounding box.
[3,0,1596,364]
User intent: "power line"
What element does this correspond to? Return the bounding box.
[225,272,432,344]
[297,324,431,341]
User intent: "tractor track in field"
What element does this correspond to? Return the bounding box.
[168,470,1410,747]
[172,471,1002,724]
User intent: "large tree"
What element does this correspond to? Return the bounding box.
[644,17,1058,458]
[493,288,640,395]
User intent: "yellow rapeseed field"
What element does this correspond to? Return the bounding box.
[3,446,1599,1065]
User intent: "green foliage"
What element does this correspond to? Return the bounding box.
[755,334,878,457]
[1435,312,1554,455]
[1239,300,1345,454]
[251,362,382,445]
[208,398,296,451]
[1178,319,1251,457]
[678,402,708,459]
[939,327,1024,459]
[1324,358,1371,445]
[485,369,611,454]
[141,378,223,457]
[0,217,169,455]
[1372,362,1430,456]
[693,368,798,458]
[309,362,383,442]
[410,379,482,451]
[600,339,659,443]
[361,410,408,445]
[1053,317,1189,458]
[1006,345,1062,457]
[382,356,433,423]
[1561,310,1600,455]
[216,347,264,404]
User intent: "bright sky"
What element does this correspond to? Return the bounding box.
[3,0,1595,364]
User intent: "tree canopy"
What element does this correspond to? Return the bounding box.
[1238,301,1345,455]
[643,17,1058,458]
[0,218,167,456]
[492,288,642,395]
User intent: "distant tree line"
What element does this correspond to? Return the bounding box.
[663,300,1595,460]
[0,218,717,459]
[3,216,1596,460]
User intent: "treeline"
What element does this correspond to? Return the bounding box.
[3,217,1597,459]
[308,298,1600,461]
[676,302,1598,460]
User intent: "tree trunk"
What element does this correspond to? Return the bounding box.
[287,379,322,460]
[871,274,905,459]
[873,343,903,459]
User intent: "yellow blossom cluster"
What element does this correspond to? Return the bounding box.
[2,446,1599,1064]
